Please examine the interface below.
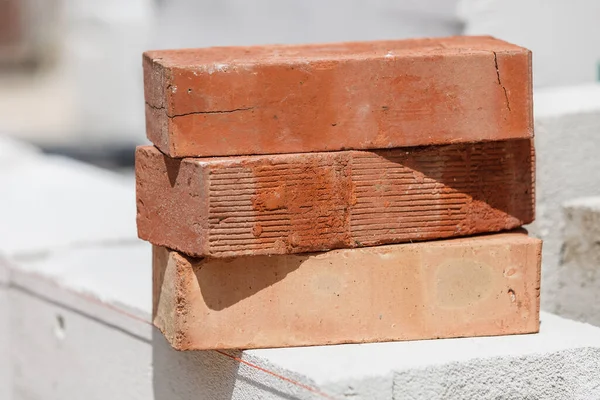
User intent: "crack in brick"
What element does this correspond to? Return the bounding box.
[493,52,511,112]
[171,107,255,118]
[145,102,254,118]
[145,102,165,111]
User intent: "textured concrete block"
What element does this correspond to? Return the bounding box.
[144,36,532,157]
[263,313,600,400]
[529,83,600,311]
[153,231,541,350]
[554,197,600,327]
[0,258,10,400]
[137,139,534,258]
[5,230,597,399]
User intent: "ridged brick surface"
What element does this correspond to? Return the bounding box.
[136,139,534,258]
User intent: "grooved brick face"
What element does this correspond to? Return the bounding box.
[143,36,533,157]
[136,139,535,258]
[152,231,542,350]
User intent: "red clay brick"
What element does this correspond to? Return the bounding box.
[143,36,532,158]
[136,139,535,258]
[152,231,542,350]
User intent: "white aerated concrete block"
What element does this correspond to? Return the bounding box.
[0,258,11,400]
[261,313,600,399]
[0,138,140,400]
[554,197,600,326]
[530,83,600,312]
[394,348,600,399]
[0,136,41,166]
[6,237,600,400]
[0,153,137,259]
[8,243,318,400]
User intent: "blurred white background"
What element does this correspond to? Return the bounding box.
[0,0,599,167]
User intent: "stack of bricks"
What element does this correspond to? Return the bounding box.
[137,36,542,350]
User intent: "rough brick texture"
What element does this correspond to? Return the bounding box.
[152,231,542,350]
[136,139,535,258]
[143,36,533,157]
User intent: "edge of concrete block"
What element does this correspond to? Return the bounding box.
[535,83,600,118]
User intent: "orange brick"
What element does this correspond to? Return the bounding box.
[153,231,542,350]
[136,139,534,258]
[143,36,532,157]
